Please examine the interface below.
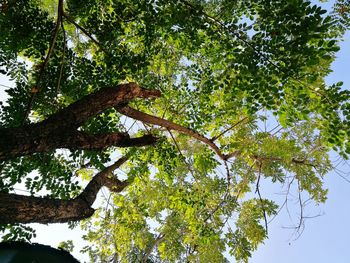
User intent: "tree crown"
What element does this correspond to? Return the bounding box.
[0,0,350,262]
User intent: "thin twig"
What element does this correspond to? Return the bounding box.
[224,160,231,186]
[334,169,350,183]
[268,175,296,224]
[256,164,268,234]
[63,12,108,53]
[104,192,112,211]
[203,161,238,223]
[56,16,67,95]
[296,181,304,233]
[23,0,64,123]
[126,120,137,133]
[267,124,281,134]
[211,117,248,142]
[142,233,165,263]
[0,83,12,89]
[168,129,198,182]
[271,126,284,136]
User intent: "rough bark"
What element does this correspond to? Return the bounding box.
[0,83,161,161]
[0,157,128,224]
[0,130,157,160]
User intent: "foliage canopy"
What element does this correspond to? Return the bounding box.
[0,0,350,262]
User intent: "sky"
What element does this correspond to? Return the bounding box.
[251,30,350,263]
[1,1,350,263]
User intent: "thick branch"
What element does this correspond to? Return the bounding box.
[0,193,95,224]
[56,131,158,151]
[37,83,161,133]
[0,83,161,160]
[0,131,157,160]
[116,105,238,160]
[0,157,128,224]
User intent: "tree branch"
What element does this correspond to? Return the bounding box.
[60,132,158,151]
[0,156,128,224]
[0,83,161,160]
[63,12,106,52]
[39,83,161,133]
[116,105,318,168]
[252,155,317,167]
[141,233,165,263]
[211,117,248,142]
[116,105,238,160]
[56,15,67,95]
[255,165,268,234]
[23,0,64,123]
[78,156,129,205]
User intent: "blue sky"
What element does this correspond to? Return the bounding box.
[253,2,350,261]
[251,30,350,263]
[0,1,350,262]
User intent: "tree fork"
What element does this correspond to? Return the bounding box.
[0,83,161,161]
[0,157,128,224]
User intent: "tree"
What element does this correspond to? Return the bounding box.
[0,0,349,262]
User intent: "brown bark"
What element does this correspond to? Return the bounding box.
[0,157,128,224]
[0,83,161,161]
[0,130,157,159]
[116,105,239,160]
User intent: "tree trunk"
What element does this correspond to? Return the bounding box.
[0,193,96,224]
